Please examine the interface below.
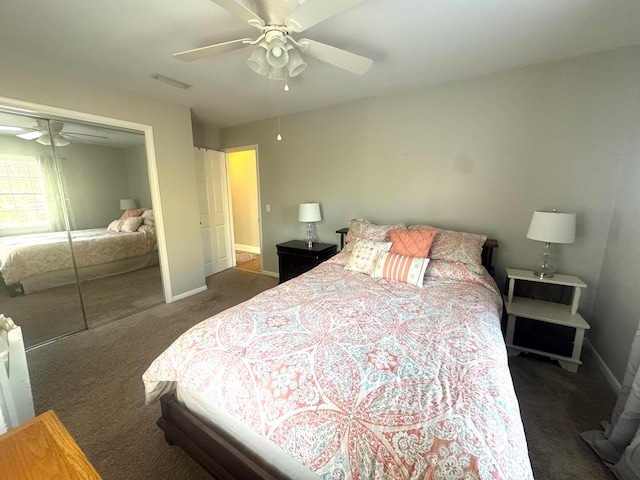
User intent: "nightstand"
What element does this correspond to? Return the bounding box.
[276,240,337,283]
[503,268,589,373]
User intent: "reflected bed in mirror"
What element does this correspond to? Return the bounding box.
[0,223,158,296]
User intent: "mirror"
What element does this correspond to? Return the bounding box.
[0,111,163,348]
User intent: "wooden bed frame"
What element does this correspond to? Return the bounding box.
[156,238,499,479]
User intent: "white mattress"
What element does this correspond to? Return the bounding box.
[176,385,321,480]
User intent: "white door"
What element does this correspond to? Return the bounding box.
[195,148,233,276]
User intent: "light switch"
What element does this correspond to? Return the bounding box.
[266,204,271,213]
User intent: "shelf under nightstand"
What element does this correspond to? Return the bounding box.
[503,268,589,372]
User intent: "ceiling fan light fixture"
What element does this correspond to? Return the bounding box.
[287,48,307,77]
[266,38,289,69]
[247,45,269,76]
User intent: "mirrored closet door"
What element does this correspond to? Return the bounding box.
[0,111,164,348]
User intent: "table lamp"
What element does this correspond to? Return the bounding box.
[526,209,576,278]
[298,202,321,248]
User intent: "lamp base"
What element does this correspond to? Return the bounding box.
[533,269,555,279]
[533,242,557,278]
[304,222,316,248]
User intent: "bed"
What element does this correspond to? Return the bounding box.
[0,225,157,296]
[143,219,533,479]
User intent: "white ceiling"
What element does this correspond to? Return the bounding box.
[1,0,639,129]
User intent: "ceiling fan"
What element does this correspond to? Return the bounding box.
[16,119,108,147]
[174,0,373,79]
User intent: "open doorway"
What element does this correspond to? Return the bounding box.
[227,147,261,273]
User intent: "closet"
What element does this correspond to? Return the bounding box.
[0,111,163,348]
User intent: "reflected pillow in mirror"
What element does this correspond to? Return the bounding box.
[121,208,145,220]
[121,216,143,232]
[108,219,124,232]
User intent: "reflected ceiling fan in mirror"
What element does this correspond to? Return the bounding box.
[16,119,108,147]
[174,0,373,79]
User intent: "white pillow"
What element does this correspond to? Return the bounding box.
[107,219,124,232]
[142,209,154,220]
[121,216,143,232]
[345,239,392,275]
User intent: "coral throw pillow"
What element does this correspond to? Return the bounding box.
[371,252,430,287]
[389,229,437,257]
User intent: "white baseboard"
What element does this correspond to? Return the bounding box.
[584,339,621,394]
[262,270,278,279]
[167,285,207,303]
[235,244,260,254]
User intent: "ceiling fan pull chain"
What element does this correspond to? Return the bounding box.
[276,77,283,142]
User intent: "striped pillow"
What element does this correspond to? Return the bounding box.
[371,252,430,287]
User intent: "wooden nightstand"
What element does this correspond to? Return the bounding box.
[0,410,102,479]
[276,240,337,283]
[503,268,589,372]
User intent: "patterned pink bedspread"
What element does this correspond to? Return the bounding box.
[0,228,157,285]
[143,262,533,479]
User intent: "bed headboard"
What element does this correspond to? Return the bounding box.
[335,227,498,275]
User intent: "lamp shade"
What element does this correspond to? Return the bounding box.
[298,203,321,223]
[526,210,576,244]
[287,48,307,77]
[120,198,137,210]
[247,45,269,76]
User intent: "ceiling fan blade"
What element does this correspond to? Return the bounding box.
[174,38,253,62]
[209,0,265,27]
[299,38,372,75]
[17,131,43,140]
[286,0,366,32]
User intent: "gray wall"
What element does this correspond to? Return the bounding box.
[125,144,152,210]
[590,96,640,381]
[59,144,130,229]
[192,112,220,151]
[220,46,640,384]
